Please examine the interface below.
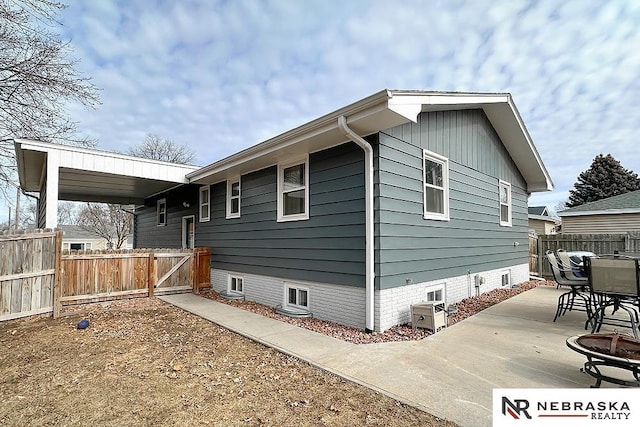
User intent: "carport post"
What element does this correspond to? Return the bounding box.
[44,150,60,229]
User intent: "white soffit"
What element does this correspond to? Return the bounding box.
[187,90,410,184]
[15,139,199,204]
[189,90,553,194]
[388,91,553,193]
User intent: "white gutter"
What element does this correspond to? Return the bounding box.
[337,115,375,332]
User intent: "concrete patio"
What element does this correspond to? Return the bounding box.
[160,285,633,427]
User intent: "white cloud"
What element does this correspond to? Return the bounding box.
[37,1,640,211]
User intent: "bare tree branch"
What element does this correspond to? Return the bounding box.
[128,133,195,164]
[76,203,132,249]
[1,0,100,195]
[57,200,78,224]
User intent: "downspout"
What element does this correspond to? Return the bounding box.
[337,116,375,333]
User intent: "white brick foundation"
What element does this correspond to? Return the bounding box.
[375,263,529,331]
[211,268,366,329]
[212,263,529,332]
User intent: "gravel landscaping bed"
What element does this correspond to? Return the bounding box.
[200,279,555,344]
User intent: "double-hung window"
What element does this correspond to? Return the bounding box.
[423,150,449,221]
[499,180,512,227]
[277,156,309,222]
[157,198,167,226]
[226,179,240,219]
[199,186,210,222]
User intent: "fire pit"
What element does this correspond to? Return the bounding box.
[566,333,640,388]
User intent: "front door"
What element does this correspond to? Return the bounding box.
[182,215,195,249]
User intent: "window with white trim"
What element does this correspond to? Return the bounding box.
[277,156,309,222]
[423,150,449,221]
[501,270,511,287]
[228,274,244,294]
[157,198,167,226]
[199,186,210,222]
[499,180,512,226]
[285,283,309,309]
[63,242,92,251]
[425,283,445,305]
[226,179,240,219]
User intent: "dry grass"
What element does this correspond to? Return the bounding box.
[0,298,456,427]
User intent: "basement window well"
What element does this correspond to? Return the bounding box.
[220,274,245,301]
[276,283,312,318]
[229,275,244,293]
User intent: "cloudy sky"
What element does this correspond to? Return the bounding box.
[4,0,640,222]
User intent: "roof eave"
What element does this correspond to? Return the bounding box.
[387,91,554,193]
[528,214,556,222]
[186,90,554,194]
[187,89,399,183]
[559,208,640,217]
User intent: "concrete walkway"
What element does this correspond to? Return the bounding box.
[159,286,616,427]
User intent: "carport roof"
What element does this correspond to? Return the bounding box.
[14,139,199,204]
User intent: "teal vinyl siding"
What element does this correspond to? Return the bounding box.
[196,142,366,287]
[134,185,200,248]
[376,109,529,289]
[134,108,529,292]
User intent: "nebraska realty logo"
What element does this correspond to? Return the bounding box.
[493,389,639,426]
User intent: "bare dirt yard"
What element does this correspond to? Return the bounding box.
[0,280,553,426]
[0,298,456,427]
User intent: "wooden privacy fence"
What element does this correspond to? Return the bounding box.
[0,230,61,321]
[0,229,211,321]
[528,231,539,276]
[535,232,640,277]
[56,247,211,316]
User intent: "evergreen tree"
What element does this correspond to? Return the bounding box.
[566,154,640,207]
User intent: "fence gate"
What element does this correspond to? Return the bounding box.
[1,231,211,321]
[56,248,210,316]
[0,230,61,321]
[152,251,194,295]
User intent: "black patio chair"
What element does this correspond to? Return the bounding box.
[546,250,592,323]
[556,249,588,282]
[583,255,640,339]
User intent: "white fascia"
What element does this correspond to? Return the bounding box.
[186,90,394,184]
[559,208,640,217]
[387,92,511,122]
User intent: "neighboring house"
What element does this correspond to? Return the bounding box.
[60,225,133,250]
[527,206,557,235]
[558,190,640,234]
[14,90,553,332]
